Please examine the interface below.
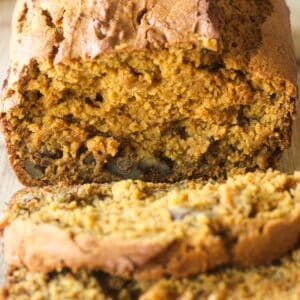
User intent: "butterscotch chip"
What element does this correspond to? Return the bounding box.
[2,170,300,280]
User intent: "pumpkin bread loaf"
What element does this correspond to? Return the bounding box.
[2,170,300,280]
[3,247,300,300]
[0,0,297,185]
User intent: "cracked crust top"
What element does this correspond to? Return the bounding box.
[1,0,220,111]
[2,170,300,280]
[0,0,297,114]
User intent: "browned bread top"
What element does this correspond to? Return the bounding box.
[1,0,297,113]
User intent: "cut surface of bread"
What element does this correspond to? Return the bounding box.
[3,248,300,300]
[2,170,300,280]
[0,0,297,185]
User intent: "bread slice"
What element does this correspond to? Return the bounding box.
[3,248,300,300]
[2,170,300,280]
[0,0,297,186]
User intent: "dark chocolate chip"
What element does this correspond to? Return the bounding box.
[24,160,45,179]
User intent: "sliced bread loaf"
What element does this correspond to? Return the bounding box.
[0,0,297,185]
[3,247,300,299]
[2,170,300,280]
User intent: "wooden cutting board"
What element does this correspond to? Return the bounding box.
[0,0,299,284]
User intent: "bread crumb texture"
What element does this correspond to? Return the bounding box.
[3,170,300,279]
[4,247,300,300]
[0,0,297,185]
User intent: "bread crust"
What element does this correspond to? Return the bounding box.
[4,248,300,299]
[1,0,220,105]
[2,171,300,280]
[1,0,296,111]
[4,215,300,280]
[248,0,297,93]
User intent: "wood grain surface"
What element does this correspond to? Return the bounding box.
[0,0,299,286]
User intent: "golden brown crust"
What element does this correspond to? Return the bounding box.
[6,216,300,280]
[1,0,220,106]
[248,0,297,94]
[136,215,300,279]
[1,0,296,111]
[232,217,300,266]
[3,220,171,276]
